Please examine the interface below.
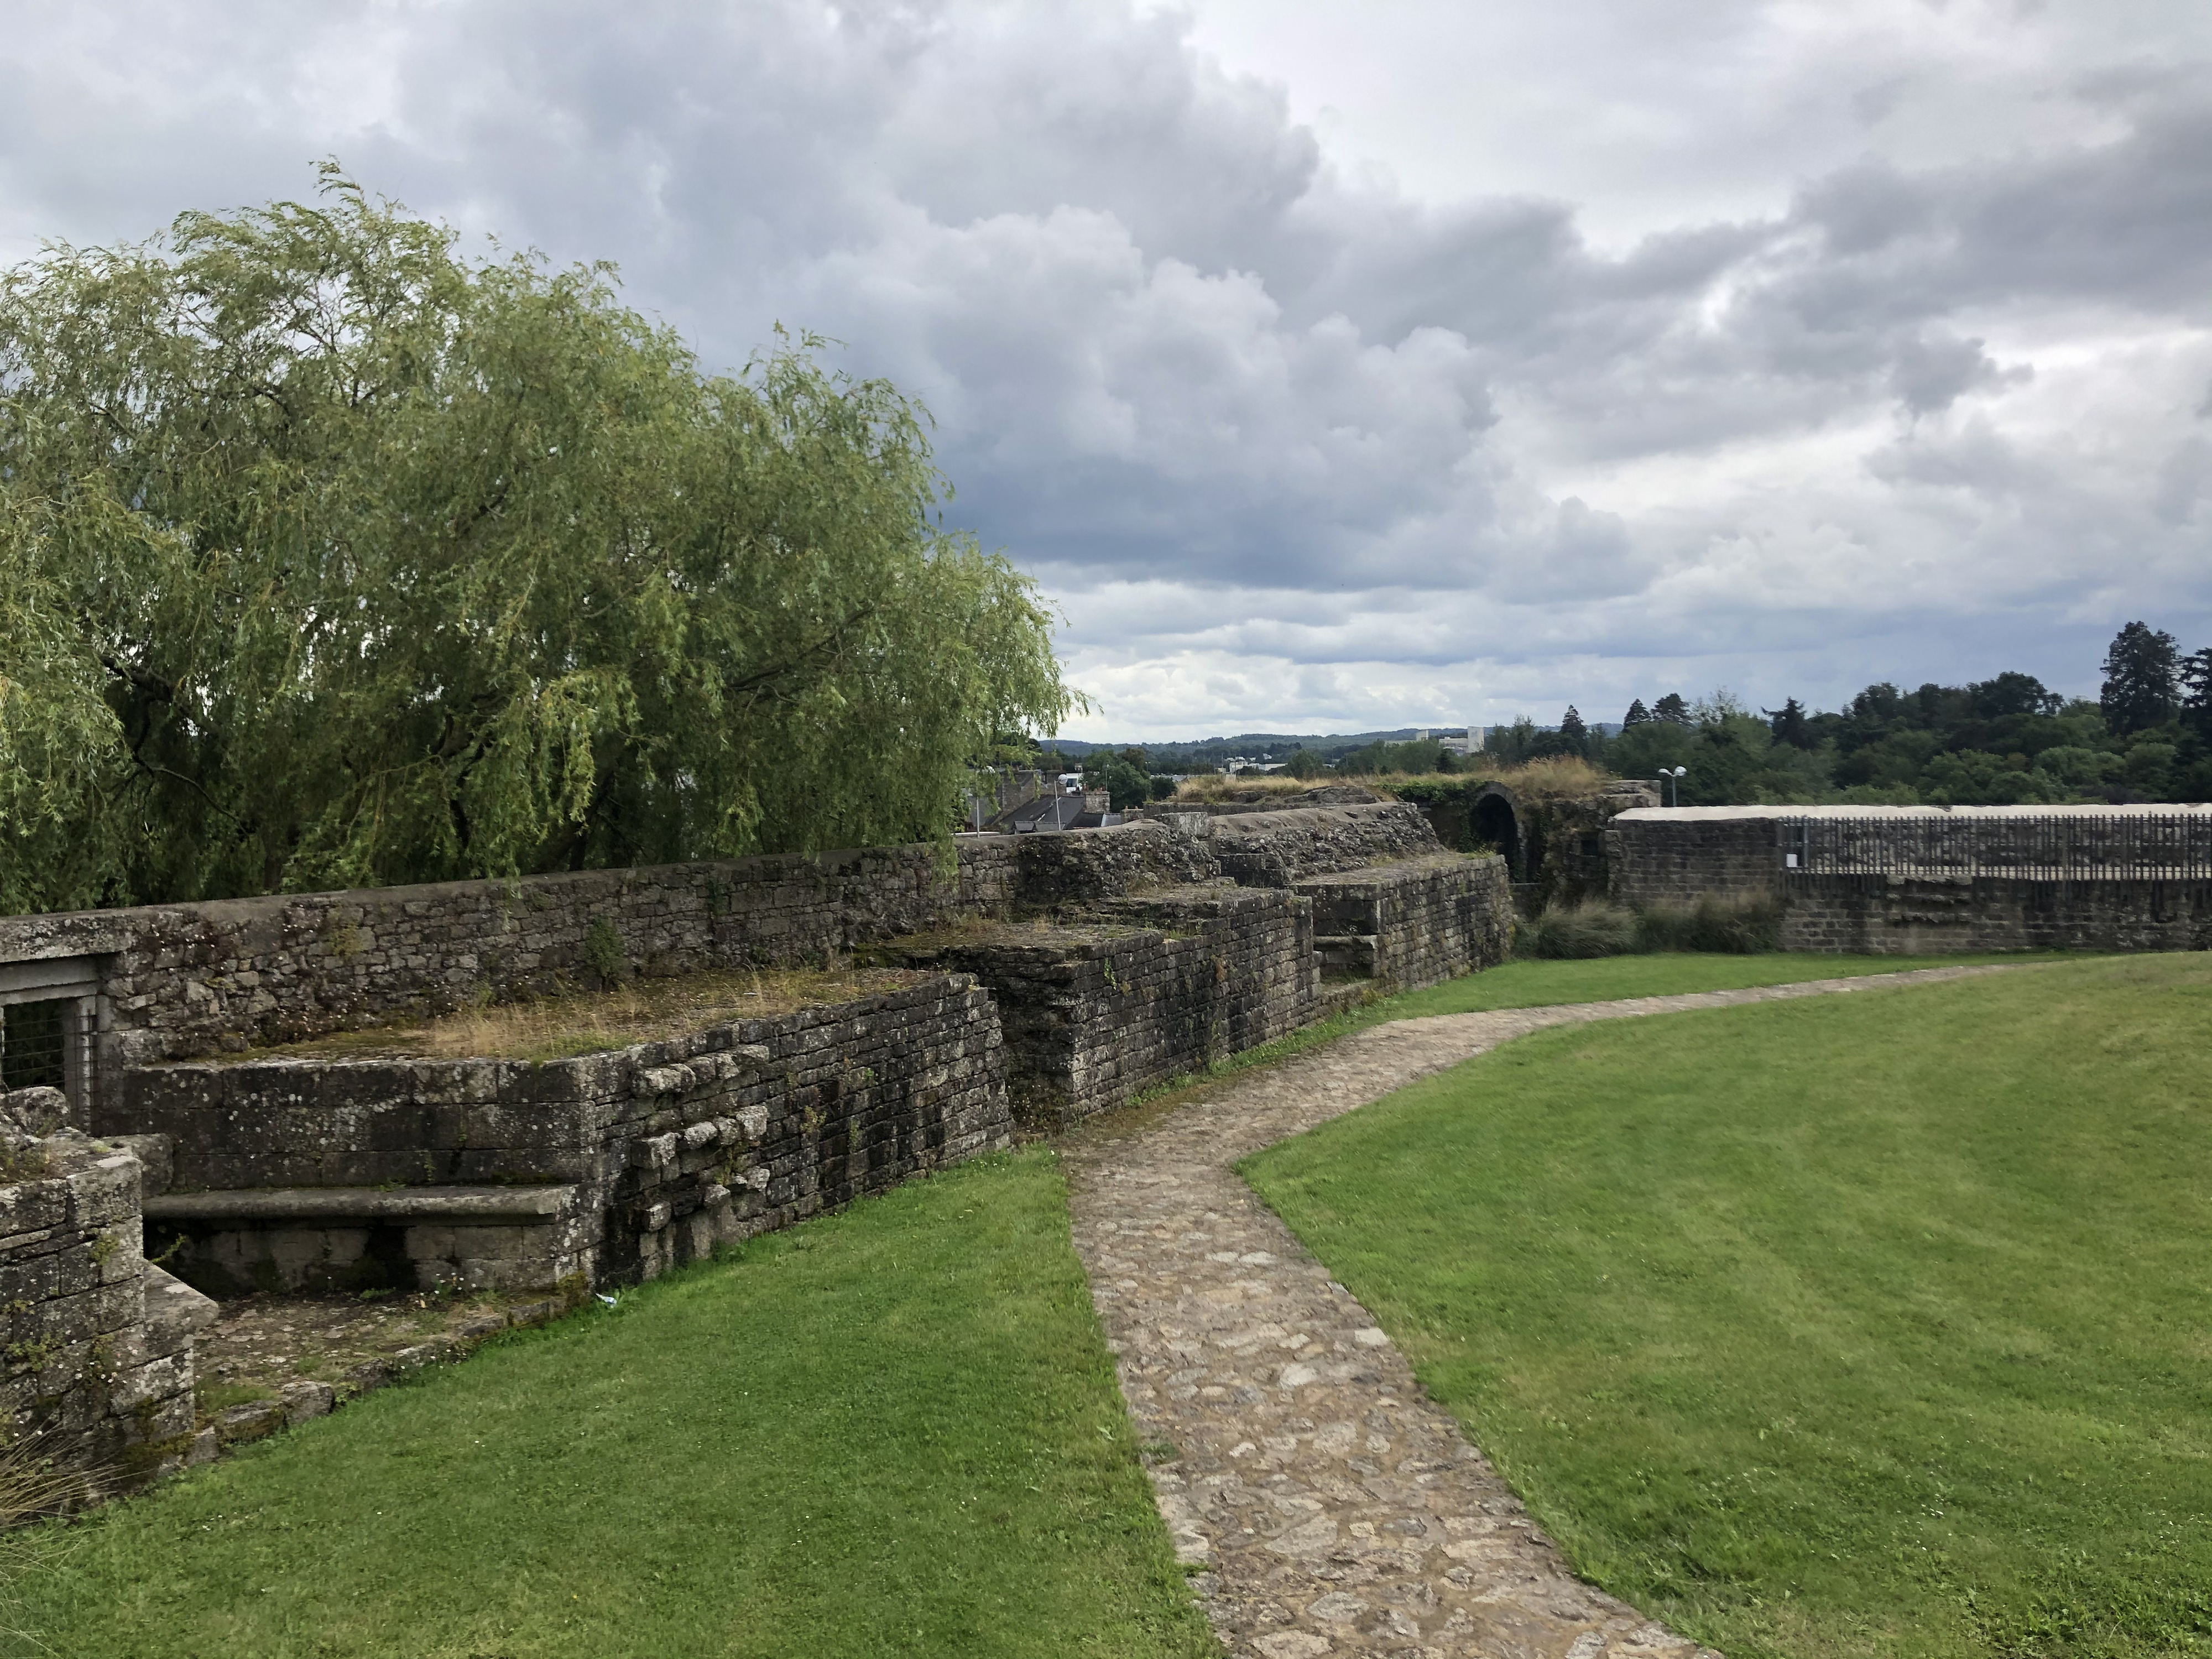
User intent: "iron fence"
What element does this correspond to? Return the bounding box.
[1776,813,2212,881]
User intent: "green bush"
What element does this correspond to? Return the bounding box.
[1516,892,1785,958]
[1635,891,1783,953]
[1514,899,1639,959]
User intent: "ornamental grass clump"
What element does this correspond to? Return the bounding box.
[1513,899,1639,959]
[1635,891,1784,953]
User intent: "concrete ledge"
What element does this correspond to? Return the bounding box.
[145,1185,577,1223]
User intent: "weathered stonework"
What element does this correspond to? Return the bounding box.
[1295,854,1511,989]
[0,821,1237,1081]
[123,975,1011,1295]
[1605,810,1783,911]
[880,887,1321,1128]
[2,801,1500,1500]
[1,1088,214,1505]
[1408,780,1661,914]
[1608,805,2212,953]
[1209,803,1449,888]
[1779,874,2212,953]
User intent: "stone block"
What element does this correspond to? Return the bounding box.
[279,1380,335,1425]
[217,1399,285,1444]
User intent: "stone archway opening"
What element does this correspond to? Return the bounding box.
[1471,792,1521,880]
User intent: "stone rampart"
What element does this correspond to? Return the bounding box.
[1010,818,1222,905]
[0,820,1238,1082]
[1295,854,1511,988]
[875,886,1316,1128]
[1605,810,1781,909]
[1208,802,1446,887]
[122,975,1010,1295]
[1780,875,2212,954]
[1,1089,214,1505]
[2,806,1500,1500]
[1609,805,2212,954]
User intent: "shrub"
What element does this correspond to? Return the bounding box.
[1635,892,1783,954]
[582,916,628,987]
[1515,899,1639,959]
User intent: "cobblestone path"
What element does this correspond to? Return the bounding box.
[1060,966,2008,1658]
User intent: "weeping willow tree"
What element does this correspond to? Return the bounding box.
[0,169,1076,912]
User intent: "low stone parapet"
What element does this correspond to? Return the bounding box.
[1209,802,1448,887]
[1,1087,214,1507]
[1293,854,1511,990]
[878,886,1317,1128]
[1781,873,2212,953]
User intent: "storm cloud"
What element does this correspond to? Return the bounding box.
[3,0,2206,735]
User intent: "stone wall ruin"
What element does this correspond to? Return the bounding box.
[1608,804,2212,953]
[0,802,1510,1497]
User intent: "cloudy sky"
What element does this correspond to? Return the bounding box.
[3,1,2208,739]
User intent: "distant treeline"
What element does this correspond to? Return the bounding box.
[1474,622,2211,806]
[1041,622,2212,807]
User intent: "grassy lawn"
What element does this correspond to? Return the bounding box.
[1129,951,2065,1115]
[1377,950,2075,1019]
[1243,953,2212,1659]
[11,1151,1212,1659]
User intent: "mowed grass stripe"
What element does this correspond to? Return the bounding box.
[17,1149,1214,1659]
[1243,954,2212,1659]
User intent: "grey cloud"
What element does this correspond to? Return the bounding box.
[0,0,2206,727]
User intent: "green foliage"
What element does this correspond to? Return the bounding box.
[2101,621,2180,735]
[1512,899,1637,959]
[0,171,1076,911]
[1474,718,1584,766]
[1335,738,1453,775]
[1282,747,1324,780]
[580,916,627,987]
[1513,893,1784,959]
[1247,954,2212,1659]
[1371,951,2065,1020]
[1590,665,2212,806]
[1082,753,1152,812]
[1632,891,1782,953]
[16,1150,1215,1657]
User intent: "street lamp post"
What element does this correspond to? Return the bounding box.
[1662,765,1687,807]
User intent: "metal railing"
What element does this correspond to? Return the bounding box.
[1776,813,2212,881]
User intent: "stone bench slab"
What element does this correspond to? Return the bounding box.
[144,1185,577,1223]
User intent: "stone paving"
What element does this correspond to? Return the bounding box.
[1060,966,2007,1658]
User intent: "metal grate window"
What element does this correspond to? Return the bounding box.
[1,997,71,1091]
[0,957,101,1118]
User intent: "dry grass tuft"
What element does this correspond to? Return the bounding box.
[1,1436,95,1655]
[1170,774,1342,804]
[246,966,927,1064]
[1172,755,1616,805]
[1474,755,1615,799]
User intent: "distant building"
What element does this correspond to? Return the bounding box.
[1437,726,1484,755]
[985,787,1126,834]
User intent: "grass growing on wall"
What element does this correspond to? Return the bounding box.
[12,1151,1214,1659]
[1244,954,2212,1659]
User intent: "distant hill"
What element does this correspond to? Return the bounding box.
[1038,723,1610,769]
[1038,729,1468,769]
